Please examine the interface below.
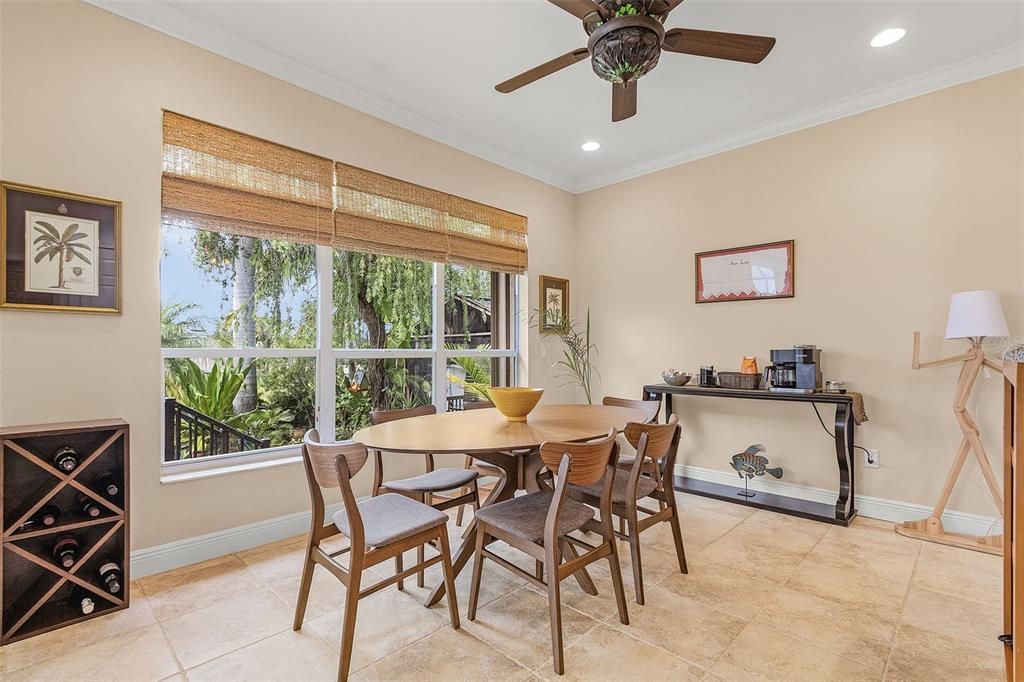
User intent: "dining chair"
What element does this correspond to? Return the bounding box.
[454,400,506,526]
[368,405,481,587]
[567,416,687,605]
[293,430,460,682]
[467,429,630,675]
[602,396,661,424]
[602,396,667,514]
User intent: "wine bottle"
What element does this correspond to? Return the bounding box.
[69,587,96,615]
[98,561,122,594]
[53,535,79,568]
[96,471,120,498]
[18,504,60,531]
[53,446,79,473]
[76,494,101,518]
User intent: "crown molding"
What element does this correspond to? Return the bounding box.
[575,43,1024,193]
[86,0,575,192]
[87,1,1022,195]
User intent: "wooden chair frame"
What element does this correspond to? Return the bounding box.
[579,416,687,604]
[368,405,481,587]
[294,430,460,682]
[466,430,629,675]
[602,396,667,516]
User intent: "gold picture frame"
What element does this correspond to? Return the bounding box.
[539,274,569,333]
[1,181,121,314]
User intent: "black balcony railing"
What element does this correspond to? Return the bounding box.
[164,397,270,462]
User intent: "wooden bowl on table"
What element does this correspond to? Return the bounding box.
[489,387,544,422]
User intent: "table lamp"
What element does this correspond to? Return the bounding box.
[897,290,1008,553]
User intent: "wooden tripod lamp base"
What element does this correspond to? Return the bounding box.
[895,515,1002,555]
[896,290,1009,555]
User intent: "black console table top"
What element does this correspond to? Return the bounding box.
[643,383,854,405]
[642,383,858,527]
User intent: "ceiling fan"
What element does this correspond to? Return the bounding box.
[495,0,777,122]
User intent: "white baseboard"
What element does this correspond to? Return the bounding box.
[130,503,341,578]
[131,469,1003,578]
[676,464,1002,537]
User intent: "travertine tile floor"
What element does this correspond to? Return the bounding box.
[0,493,1003,681]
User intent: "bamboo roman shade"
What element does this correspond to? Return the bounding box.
[162,112,528,272]
[162,112,334,245]
[334,163,528,272]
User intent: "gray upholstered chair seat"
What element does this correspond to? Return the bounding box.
[473,491,594,544]
[569,469,658,505]
[333,493,448,547]
[385,467,479,493]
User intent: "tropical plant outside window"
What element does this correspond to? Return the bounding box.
[161,226,516,463]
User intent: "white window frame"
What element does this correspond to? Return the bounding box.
[161,244,519,478]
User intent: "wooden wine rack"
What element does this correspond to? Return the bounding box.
[0,419,129,645]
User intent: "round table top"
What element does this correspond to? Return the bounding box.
[352,404,646,454]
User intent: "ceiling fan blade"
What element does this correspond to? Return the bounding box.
[612,80,637,122]
[663,28,776,64]
[547,0,606,21]
[662,0,685,14]
[495,48,590,93]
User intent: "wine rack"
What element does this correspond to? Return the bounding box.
[0,419,129,645]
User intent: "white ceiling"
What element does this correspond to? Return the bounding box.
[93,0,1024,193]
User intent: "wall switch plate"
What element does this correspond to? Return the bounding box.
[864,448,880,468]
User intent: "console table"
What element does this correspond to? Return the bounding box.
[643,383,857,526]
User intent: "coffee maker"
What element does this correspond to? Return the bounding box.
[763,345,822,394]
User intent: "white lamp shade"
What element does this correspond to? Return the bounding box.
[945,290,1009,339]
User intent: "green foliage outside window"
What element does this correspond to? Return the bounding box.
[163,229,496,451]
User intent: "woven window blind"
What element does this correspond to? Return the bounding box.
[161,111,334,245]
[335,162,528,273]
[162,112,528,272]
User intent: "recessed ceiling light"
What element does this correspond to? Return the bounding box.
[871,28,906,48]
[580,141,601,152]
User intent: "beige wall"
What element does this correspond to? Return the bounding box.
[1,1,1021,555]
[575,69,1023,517]
[0,1,577,549]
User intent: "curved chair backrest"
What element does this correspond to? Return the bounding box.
[624,415,681,464]
[300,429,369,545]
[369,404,436,426]
[539,429,618,486]
[303,429,369,487]
[602,396,660,424]
[464,400,495,410]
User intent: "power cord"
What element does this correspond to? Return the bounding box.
[810,403,872,458]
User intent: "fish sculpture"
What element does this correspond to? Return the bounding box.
[730,444,783,480]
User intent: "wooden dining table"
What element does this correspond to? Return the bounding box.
[353,403,645,606]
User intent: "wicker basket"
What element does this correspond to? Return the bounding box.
[717,372,762,390]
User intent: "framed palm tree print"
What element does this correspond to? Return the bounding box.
[1,181,121,313]
[539,274,569,333]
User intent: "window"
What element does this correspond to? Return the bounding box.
[161,235,517,464]
[160,112,523,468]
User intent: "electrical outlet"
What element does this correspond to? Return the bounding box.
[863,448,880,468]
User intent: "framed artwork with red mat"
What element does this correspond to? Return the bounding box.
[695,240,794,304]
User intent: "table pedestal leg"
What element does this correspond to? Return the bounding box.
[426,453,521,607]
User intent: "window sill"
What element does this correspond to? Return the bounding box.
[160,447,303,484]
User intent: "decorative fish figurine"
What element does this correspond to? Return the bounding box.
[730,444,783,480]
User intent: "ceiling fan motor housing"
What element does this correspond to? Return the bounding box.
[586,15,666,84]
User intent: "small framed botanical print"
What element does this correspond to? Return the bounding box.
[1,181,121,314]
[539,274,569,332]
